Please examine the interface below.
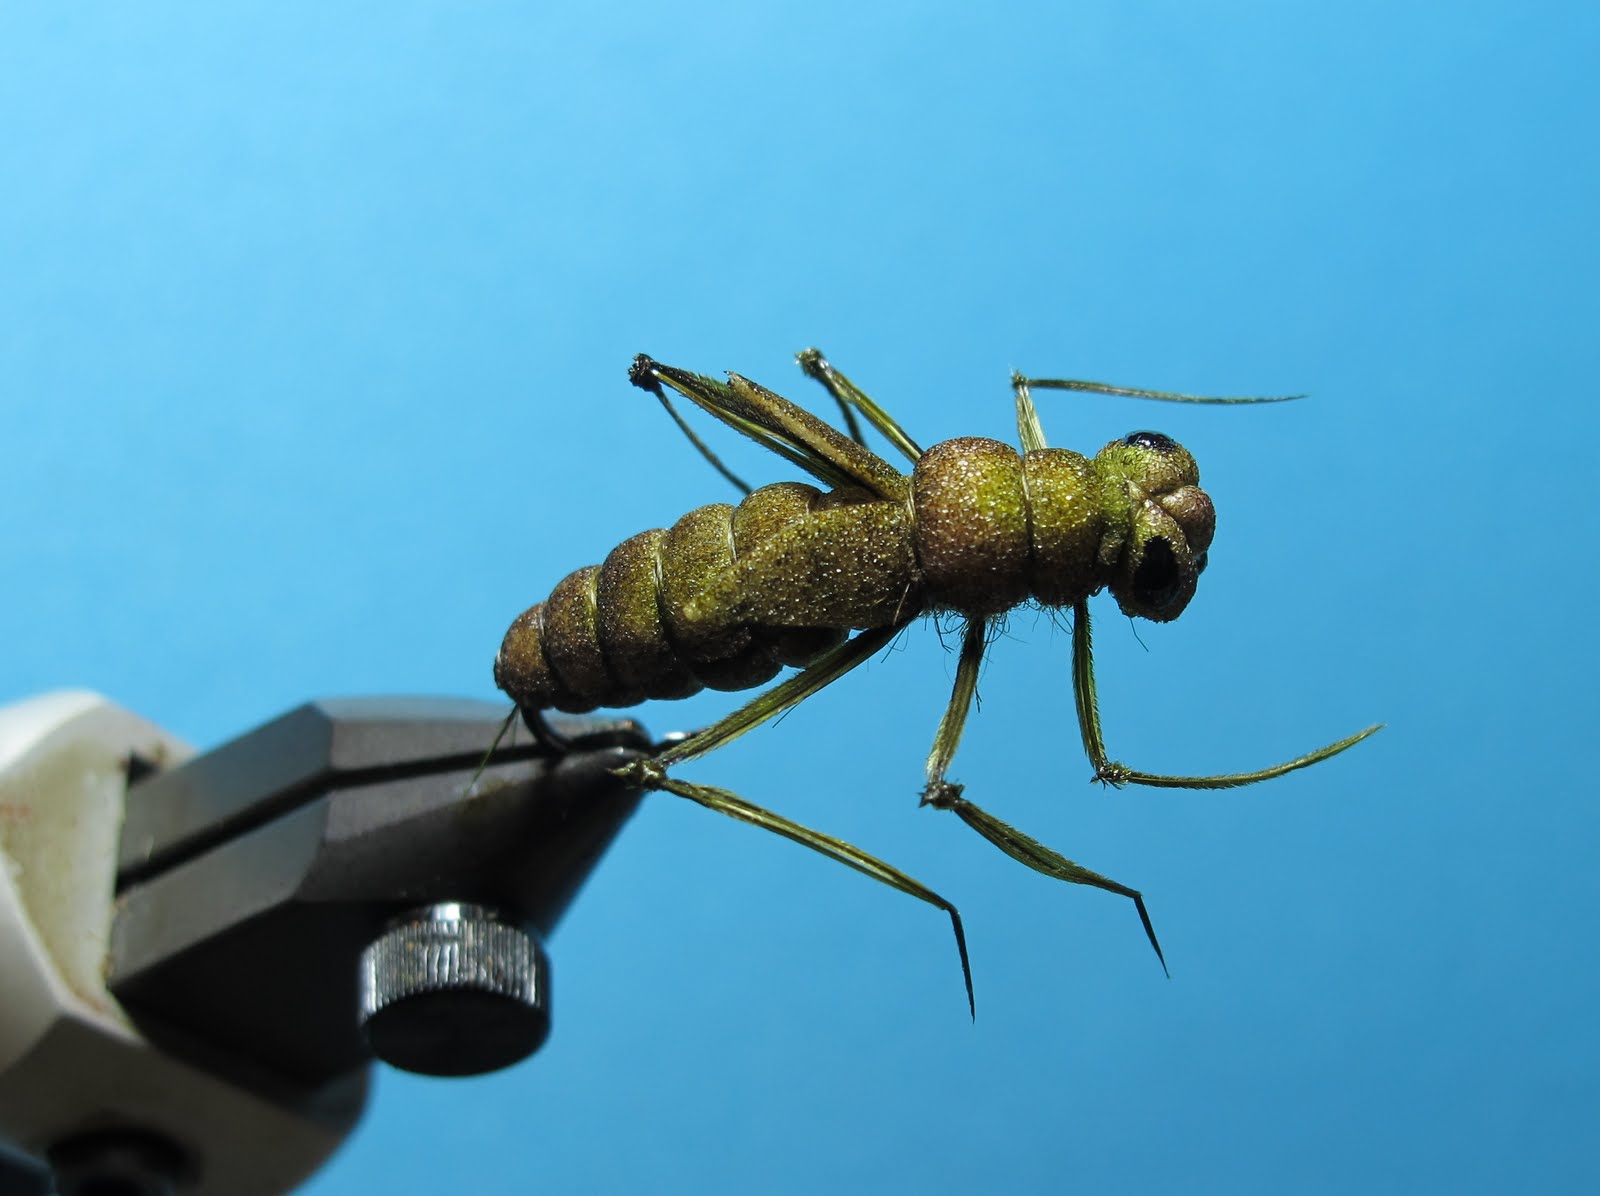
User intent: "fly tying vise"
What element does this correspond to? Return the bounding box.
[494,350,1381,1014]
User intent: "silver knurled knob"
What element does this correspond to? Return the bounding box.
[359,902,551,1076]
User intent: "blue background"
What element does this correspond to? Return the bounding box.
[4,3,1596,1193]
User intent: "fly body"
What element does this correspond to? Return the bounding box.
[495,350,1379,1014]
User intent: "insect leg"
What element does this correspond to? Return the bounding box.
[795,348,925,464]
[612,620,975,1014]
[913,616,1168,972]
[795,350,866,447]
[1015,368,1297,453]
[642,770,974,1017]
[1016,375,1306,406]
[920,616,989,805]
[1010,373,1048,453]
[638,622,905,771]
[461,706,525,797]
[630,355,908,500]
[648,385,752,495]
[923,786,1168,974]
[1070,600,1382,788]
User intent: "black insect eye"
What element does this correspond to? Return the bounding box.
[1194,551,1208,576]
[1124,430,1177,452]
[1133,536,1181,607]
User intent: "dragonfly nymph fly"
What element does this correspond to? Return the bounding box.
[494,350,1380,1014]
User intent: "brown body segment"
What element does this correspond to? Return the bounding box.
[912,437,1033,616]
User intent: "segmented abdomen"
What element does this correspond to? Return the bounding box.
[495,481,900,714]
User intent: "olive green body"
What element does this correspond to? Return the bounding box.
[495,432,1215,715]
